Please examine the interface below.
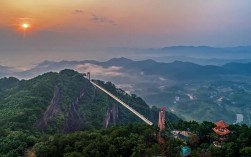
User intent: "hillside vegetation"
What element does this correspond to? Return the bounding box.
[0,69,250,157]
[0,69,180,156]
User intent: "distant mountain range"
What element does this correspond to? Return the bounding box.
[1,57,251,80]
[1,58,251,125]
[150,56,251,65]
[116,46,251,65]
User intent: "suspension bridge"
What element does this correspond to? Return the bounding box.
[86,72,153,126]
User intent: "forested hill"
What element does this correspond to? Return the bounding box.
[0,69,179,133]
[0,70,251,157]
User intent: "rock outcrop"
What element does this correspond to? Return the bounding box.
[36,86,62,131]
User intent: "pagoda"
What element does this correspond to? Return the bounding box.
[212,120,230,136]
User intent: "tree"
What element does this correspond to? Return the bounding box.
[224,142,239,157]
[240,147,251,157]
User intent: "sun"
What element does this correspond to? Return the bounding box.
[19,22,31,37]
[21,23,30,29]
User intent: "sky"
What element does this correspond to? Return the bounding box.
[1,0,251,67]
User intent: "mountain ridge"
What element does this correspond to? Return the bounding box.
[1,58,251,80]
[1,58,251,125]
[0,69,179,133]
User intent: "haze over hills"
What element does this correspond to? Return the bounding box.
[2,56,251,80]
[1,57,251,83]
[1,58,251,126]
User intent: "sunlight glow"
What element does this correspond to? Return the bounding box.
[21,23,30,29]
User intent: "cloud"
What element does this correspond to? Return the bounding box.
[159,77,166,81]
[116,84,133,95]
[91,14,117,26]
[75,63,124,77]
[158,85,166,90]
[73,9,84,14]
[13,65,33,72]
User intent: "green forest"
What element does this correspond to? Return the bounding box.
[0,121,251,157]
[0,70,250,157]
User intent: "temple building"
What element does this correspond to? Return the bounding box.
[212,120,230,136]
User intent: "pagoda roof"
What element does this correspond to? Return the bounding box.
[215,120,229,128]
[212,127,230,135]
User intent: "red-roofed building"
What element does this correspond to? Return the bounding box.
[212,120,230,136]
[215,120,229,128]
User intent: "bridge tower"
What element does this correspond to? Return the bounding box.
[158,107,165,131]
[87,72,90,80]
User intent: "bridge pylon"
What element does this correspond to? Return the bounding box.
[87,72,90,80]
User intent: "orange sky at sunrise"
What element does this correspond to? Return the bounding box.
[0,0,251,66]
[1,0,91,31]
[1,0,224,35]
